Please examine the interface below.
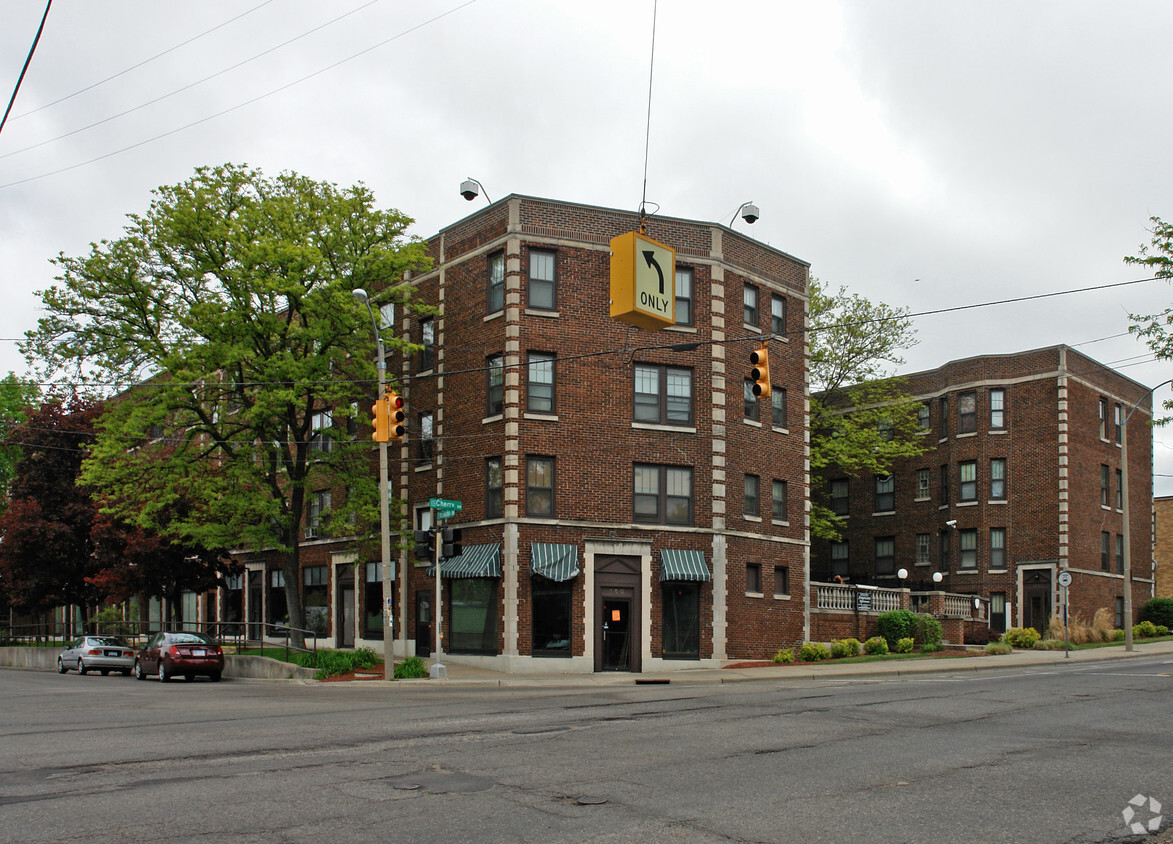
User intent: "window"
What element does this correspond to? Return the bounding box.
[532,577,572,657]
[419,317,435,371]
[310,409,332,454]
[959,461,977,502]
[771,294,786,336]
[662,582,700,658]
[634,364,692,425]
[916,533,930,565]
[939,396,948,438]
[772,480,787,521]
[990,592,1007,633]
[939,531,951,569]
[527,352,556,413]
[303,566,327,634]
[830,542,849,577]
[959,529,977,569]
[771,388,787,428]
[306,490,331,538]
[989,528,1006,569]
[875,537,895,576]
[746,562,762,594]
[990,459,1007,501]
[526,456,555,517]
[877,419,894,441]
[743,283,759,326]
[364,563,383,639]
[1101,464,1110,507]
[268,569,287,626]
[417,411,434,465]
[1116,469,1123,510]
[674,267,693,326]
[487,251,505,314]
[917,403,930,431]
[528,249,556,310]
[347,401,359,437]
[486,354,504,417]
[744,474,760,518]
[1115,596,1125,630]
[958,391,976,434]
[1116,534,1124,575]
[831,478,849,516]
[633,464,693,525]
[1114,403,1123,444]
[874,475,894,512]
[379,302,395,332]
[1101,531,1111,571]
[990,388,1006,429]
[486,457,503,519]
[940,464,950,505]
[916,468,931,500]
[773,565,789,596]
[744,379,760,422]
[449,578,497,654]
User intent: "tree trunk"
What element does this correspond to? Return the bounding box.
[282,542,306,649]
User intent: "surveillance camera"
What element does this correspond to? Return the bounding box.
[946,519,957,527]
[460,179,479,201]
[741,202,759,224]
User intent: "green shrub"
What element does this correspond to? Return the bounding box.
[394,655,428,679]
[1157,625,1170,636]
[1133,620,1158,639]
[895,637,915,654]
[985,642,1012,655]
[876,610,917,647]
[863,636,889,655]
[1139,597,1173,629]
[772,648,795,664]
[831,638,861,659]
[1112,628,1126,641]
[1003,627,1041,648]
[1033,639,1063,650]
[93,606,135,637]
[921,642,942,654]
[798,642,832,662]
[311,647,378,680]
[913,614,943,647]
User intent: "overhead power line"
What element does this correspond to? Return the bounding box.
[0,0,52,138]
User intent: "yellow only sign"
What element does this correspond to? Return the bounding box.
[609,231,676,330]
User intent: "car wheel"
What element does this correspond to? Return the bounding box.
[134,660,146,680]
[158,661,169,683]
[210,672,222,683]
[57,658,67,674]
[77,658,87,675]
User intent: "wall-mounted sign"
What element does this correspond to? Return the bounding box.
[610,231,676,330]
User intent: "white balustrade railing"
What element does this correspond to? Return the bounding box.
[814,583,905,613]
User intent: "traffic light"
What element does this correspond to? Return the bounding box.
[413,528,435,561]
[387,391,406,441]
[371,395,389,442]
[749,347,771,399]
[441,527,462,560]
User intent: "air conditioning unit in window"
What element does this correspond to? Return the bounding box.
[303,527,319,540]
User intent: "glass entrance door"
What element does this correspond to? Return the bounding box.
[601,597,631,671]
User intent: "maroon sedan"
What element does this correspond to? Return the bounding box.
[135,631,225,682]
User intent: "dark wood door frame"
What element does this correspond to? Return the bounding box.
[594,555,641,672]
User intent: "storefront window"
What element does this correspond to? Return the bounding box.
[364,562,383,639]
[449,579,497,654]
[532,578,572,657]
[662,582,700,659]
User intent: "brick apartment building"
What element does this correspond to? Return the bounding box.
[242,195,811,672]
[1154,496,1173,600]
[811,346,1156,636]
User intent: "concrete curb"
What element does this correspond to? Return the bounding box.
[0,647,316,681]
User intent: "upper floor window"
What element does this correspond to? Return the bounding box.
[989,528,1006,569]
[744,379,760,422]
[874,475,894,512]
[486,457,503,519]
[877,419,894,441]
[1099,397,1109,440]
[989,388,1006,429]
[915,468,930,500]
[310,409,332,454]
[772,479,787,520]
[1116,468,1123,510]
[635,364,692,425]
[379,302,395,332]
[634,464,693,525]
[417,411,434,466]
[486,354,504,417]
[771,388,787,429]
[528,249,556,310]
[1116,534,1124,574]
[744,474,760,518]
[774,565,789,597]
[1114,403,1123,443]
[488,251,505,314]
[959,461,977,502]
[746,562,763,594]
[916,533,930,565]
[959,529,977,569]
[940,464,950,505]
[917,403,930,431]
[306,490,331,538]
[675,267,693,326]
[1100,464,1110,507]
[875,537,895,576]
[743,283,759,326]
[771,294,786,336]
[419,317,435,371]
[526,455,555,517]
[831,478,849,516]
[958,391,976,434]
[939,530,951,569]
[527,352,556,414]
[1101,530,1111,571]
[830,541,849,576]
[990,459,1007,501]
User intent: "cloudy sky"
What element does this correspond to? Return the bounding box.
[3,0,1173,489]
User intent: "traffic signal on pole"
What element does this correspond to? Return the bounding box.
[387,391,406,441]
[441,527,462,560]
[413,528,435,561]
[371,395,389,442]
[749,347,771,399]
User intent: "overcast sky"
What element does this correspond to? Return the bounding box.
[3,0,1173,491]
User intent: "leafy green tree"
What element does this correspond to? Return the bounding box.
[1126,216,1173,416]
[22,164,430,645]
[809,278,926,540]
[0,372,41,516]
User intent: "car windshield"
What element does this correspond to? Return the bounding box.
[168,633,214,645]
[91,637,128,647]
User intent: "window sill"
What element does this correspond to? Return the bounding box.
[743,324,762,334]
[771,426,790,435]
[483,310,504,323]
[417,367,434,377]
[664,325,698,335]
[955,569,978,574]
[771,519,789,527]
[482,413,504,425]
[525,412,559,422]
[989,429,1008,435]
[632,422,696,433]
[525,308,560,318]
[988,499,1008,505]
[744,515,762,523]
[989,568,1008,574]
[745,590,764,598]
[414,463,433,473]
[743,418,763,428]
[956,431,976,439]
[957,500,978,507]
[872,510,895,517]
[1101,505,1112,511]
[914,496,930,503]
[915,561,930,567]
[773,593,791,600]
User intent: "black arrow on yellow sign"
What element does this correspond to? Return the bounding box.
[642,250,665,293]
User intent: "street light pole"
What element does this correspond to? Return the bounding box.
[353,289,395,680]
[1121,378,1170,653]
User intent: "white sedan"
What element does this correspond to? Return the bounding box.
[57,636,136,676]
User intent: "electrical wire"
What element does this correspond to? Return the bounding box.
[0,0,52,138]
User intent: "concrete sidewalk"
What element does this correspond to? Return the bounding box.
[403,639,1173,689]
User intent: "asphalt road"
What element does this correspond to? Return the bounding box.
[1,657,1170,843]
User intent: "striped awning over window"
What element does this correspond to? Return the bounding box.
[530,543,580,582]
[659,549,711,582]
[427,544,501,578]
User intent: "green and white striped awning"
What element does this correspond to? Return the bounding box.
[659,549,711,582]
[530,543,580,582]
[427,544,501,578]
